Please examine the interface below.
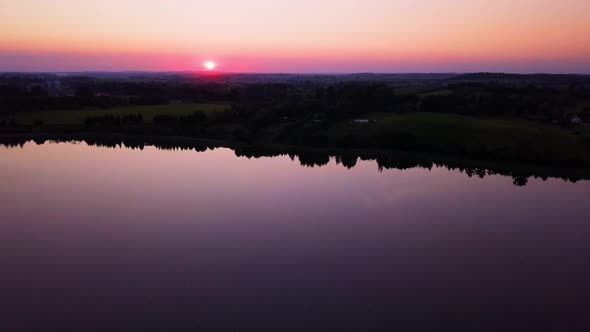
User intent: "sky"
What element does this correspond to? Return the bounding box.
[1,0,589,73]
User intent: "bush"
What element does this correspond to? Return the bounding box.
[85,113,144,127]
[153,112,207,126]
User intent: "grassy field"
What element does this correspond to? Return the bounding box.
[10,103,229,125]
[325,112,590,164]
[3,105,589,166]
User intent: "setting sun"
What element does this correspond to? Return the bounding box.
[203,61,217,71]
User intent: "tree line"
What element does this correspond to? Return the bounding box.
[0,134,585,186]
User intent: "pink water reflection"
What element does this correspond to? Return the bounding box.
[1,141,589,330]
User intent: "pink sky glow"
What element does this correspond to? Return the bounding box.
[1,0,589,73]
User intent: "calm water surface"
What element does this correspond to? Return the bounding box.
[1,142,590,331]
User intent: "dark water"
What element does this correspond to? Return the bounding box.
[1,141,590,331]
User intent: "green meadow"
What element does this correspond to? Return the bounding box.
[10,103,229,125]
[323,112,590,165]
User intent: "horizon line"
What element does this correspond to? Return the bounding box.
[2,71,590,76]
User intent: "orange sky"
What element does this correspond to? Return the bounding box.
[1,0,589,72]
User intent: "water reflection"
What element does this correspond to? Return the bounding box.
[1,139,590,331]
[0,134,587,186]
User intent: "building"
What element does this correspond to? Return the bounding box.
[570,115,583,125]
[45,80,63,96]
[45,80,62,90]
[352,119,371,125]
[566,113,583,125]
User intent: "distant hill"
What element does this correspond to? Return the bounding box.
[449,73,590,85]
[3,71,590,85]
[1,72,456,84]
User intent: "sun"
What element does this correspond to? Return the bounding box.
[203,60,217,71]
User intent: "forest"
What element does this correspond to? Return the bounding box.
[1,73,589,168]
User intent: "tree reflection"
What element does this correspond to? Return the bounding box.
[0,134,586,187]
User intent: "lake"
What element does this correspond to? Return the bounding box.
[1,141,589,331]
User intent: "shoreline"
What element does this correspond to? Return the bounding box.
[2,131,589,186]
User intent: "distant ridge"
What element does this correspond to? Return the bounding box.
[3,71,590,84]
[449,72,590,84]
